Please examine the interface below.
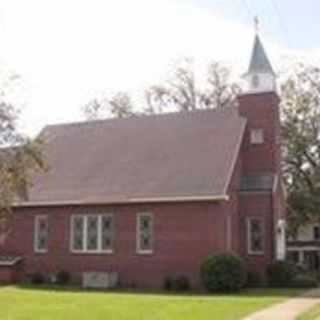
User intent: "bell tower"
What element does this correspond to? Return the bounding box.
[238,29,280,175]
[238,26,286,264]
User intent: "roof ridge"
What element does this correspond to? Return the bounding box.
[44,106,239,130]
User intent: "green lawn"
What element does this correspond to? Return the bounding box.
[298,305,320,320]
[0,286,303,320]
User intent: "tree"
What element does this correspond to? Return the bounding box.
[83,92,136,120]
[0,74,46,221]
[146,59,240,113]
[146,58,197,113]
[83,59,240,120]
[281,64,320,234]
[201,62,241,109]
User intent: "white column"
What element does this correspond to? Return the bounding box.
[276,219,286,261]
[298,251,304,264]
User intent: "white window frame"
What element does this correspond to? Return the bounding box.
[247,217,264,255]
[250,129,264,144]
[136,212,154,255]
[34,215,48,254]
[70,214,114,254]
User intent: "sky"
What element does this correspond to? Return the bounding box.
[0,0,318,136]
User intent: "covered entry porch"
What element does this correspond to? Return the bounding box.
[287,242,320,271]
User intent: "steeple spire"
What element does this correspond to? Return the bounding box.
[243,20,276,93]
[247,34,275,76]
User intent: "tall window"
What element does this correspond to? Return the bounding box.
[247,218,264,255]
[34,215,49,253]
[137,213,153,254]
[71,214,114,253]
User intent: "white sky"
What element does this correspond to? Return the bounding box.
[0,0,317,136]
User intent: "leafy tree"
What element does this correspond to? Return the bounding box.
[200,62,241,109]
[146,59,240,113]
[281,64,320,234]
[0,74,46,220]
[83,92,136,120]
[82,98,101,121]
[146,58,197,113]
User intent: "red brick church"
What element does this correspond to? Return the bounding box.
[0,33,286,288]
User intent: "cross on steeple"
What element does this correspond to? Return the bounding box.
[254,16,259,34]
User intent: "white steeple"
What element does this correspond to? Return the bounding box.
[243,20,276,93]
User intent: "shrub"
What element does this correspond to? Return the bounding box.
[315,273,320,283]
[56,270,71,285]
[246,271,263,288]
[200,254,247,293]
[290,274,318,288]
[173,276,190,291]
[163,277,173,291]
[267,261,297,287]
[30,272,46,285]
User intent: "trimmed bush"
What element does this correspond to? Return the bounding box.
[290,274,318,288]
[56,270,71,285]
[200,254,247,293]
[246,271,263,288]
[173,276,190,291]
[30,272,46,285]
[267,261,297,287]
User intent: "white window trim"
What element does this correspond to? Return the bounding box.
[136,212,154,255]
[70,214,114,254]
[34,215,48,254]
[247,217,264,256]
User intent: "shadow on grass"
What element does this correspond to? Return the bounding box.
[0,284,307,299]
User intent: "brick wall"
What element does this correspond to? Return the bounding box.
[238,92,281,175]
[239,193,274,275]
[3,201,233,288]
[0,267,13,282]
[0,264,23,283]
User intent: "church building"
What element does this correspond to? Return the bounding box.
[0,33,286,288]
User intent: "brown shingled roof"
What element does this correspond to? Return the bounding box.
[19,107,246,206]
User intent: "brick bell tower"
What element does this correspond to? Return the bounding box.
[237,30,286,264]
[238,32,280,177]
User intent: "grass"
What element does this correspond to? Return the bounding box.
[298,305,320,320]
[0,285,304,320]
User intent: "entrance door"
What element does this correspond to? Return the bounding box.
[304,251,320,271]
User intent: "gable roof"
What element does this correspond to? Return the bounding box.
[246,35,275,76]
[17,107,246,206]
